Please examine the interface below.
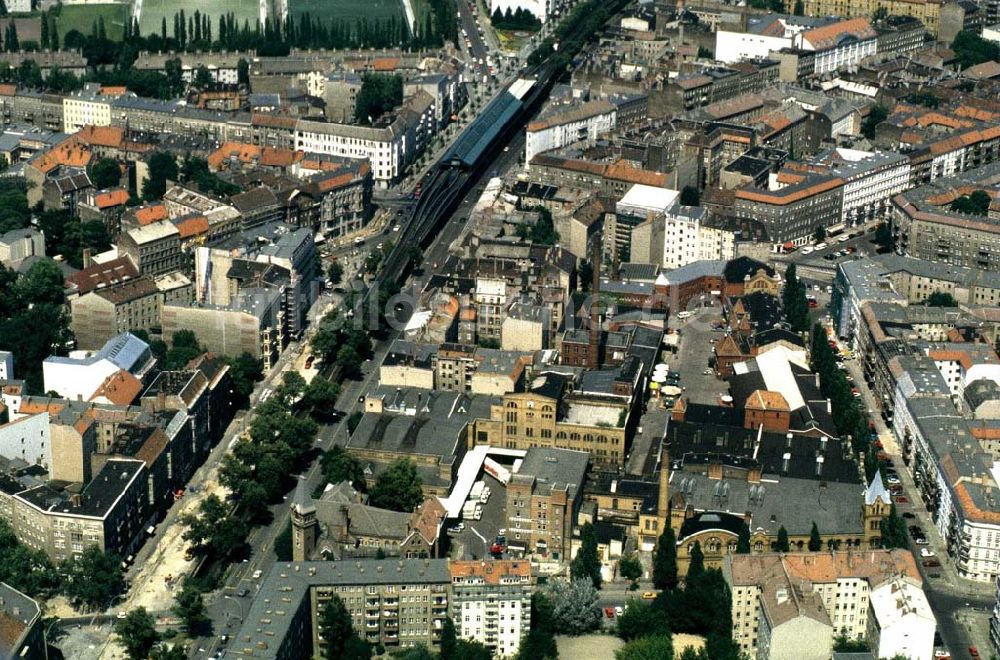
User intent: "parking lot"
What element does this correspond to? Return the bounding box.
[666,307,730,406]
[447,474,508,560]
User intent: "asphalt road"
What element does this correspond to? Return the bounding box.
[841,340,994,659]
[192,114,536,659]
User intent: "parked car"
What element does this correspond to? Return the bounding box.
[920,548,935,558]
[604,607,615,618]
[902,512,916,519]
[894,495,909,504]
[615,606,624,617]
[914,537,929,545]
[252,569,263,580]
[922,559,941,568]
[641,592,656,600]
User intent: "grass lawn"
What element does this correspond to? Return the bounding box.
[137,0,259,36]
[288,0,406,24]
[53,4,129,41]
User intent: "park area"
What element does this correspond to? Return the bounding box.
[288,0,406,25]
[137,0,259,37]
[52,3,129,41]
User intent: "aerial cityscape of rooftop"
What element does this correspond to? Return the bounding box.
[5,0,1000,658]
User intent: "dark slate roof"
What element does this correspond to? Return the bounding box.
[752,327,805,348]
[724,256,775,284]
[667,419,858,484]
[679,511,746,539]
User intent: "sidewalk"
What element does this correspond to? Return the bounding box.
[844,356,996,602]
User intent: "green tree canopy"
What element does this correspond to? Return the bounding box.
[320,595,355,659]
[736,524,751,554]
[619,553,643,584]
[879,504,909,549]
[926,291,958,307]
[60,546,124,609]
[549,577,601,635]
[354,73,403,124]
[686,541,704,581]
[808,522,822,551]
[782,263,810,333]
[369,458,424,512]
[142,151,178,201]
[950,190,991,215]
[173,580,209,634]
[652,525,678,591]
[89,157,121,189]
[318,445,367,494]
[570,522,602,589]
[615,634,674,660]
[115,608,160,659]
[616,599,669,641]
[775,526,790,552]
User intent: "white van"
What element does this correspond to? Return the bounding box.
[676,311,695,320]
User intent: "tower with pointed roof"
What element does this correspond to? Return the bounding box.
[291,478,317,561]
[862,470,892,548]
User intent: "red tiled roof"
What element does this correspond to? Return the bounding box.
[94,188,129,209]
[65,256,140,295]
[133,204,168,226]
[174,215,209,238]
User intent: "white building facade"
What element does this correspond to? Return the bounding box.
[449,560,533,658]
[866,578,936,660]
[0,412,51,470]
[524,100,616,162]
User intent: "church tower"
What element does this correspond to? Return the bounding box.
[862,470,892,548]
[291,478,318,561]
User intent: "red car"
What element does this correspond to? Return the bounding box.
[969,646,979,658]
[895,495,909,504]
[604,607,615,618]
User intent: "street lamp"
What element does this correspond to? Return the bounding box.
[223,594,246,624]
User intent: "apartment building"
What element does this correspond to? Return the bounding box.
[809,148,911,229]
[228,559,452,658]
[69,274,193,350]
[802,0,957,37]
[0,458,148,563]
[295,92,435,187]
[525,100,617,162]
[891,161,1000,272]
[161,288,285,370]
[0,227,44,267]
[472,368,639,472]
[449,560,534,657]
[724,550,931,659]
[118,222,183,277]
[716,15,875,73]
[867,576,937,660]
[42,332,157,403]
[505,447,589,560]
[629,195,736,268]
[733,175,844,245]
[62,84,116,133]
[0,582,45,660]
[798,18,877,74]
[474,277,509,341]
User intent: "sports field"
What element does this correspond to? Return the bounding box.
[288,0,406,25]
[137,0,260,37]
[53,4,129,42]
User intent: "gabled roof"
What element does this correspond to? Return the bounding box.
[94,188,129,209]
[865,470,891,506]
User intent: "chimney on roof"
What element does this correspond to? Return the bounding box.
[588,239,601,369]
